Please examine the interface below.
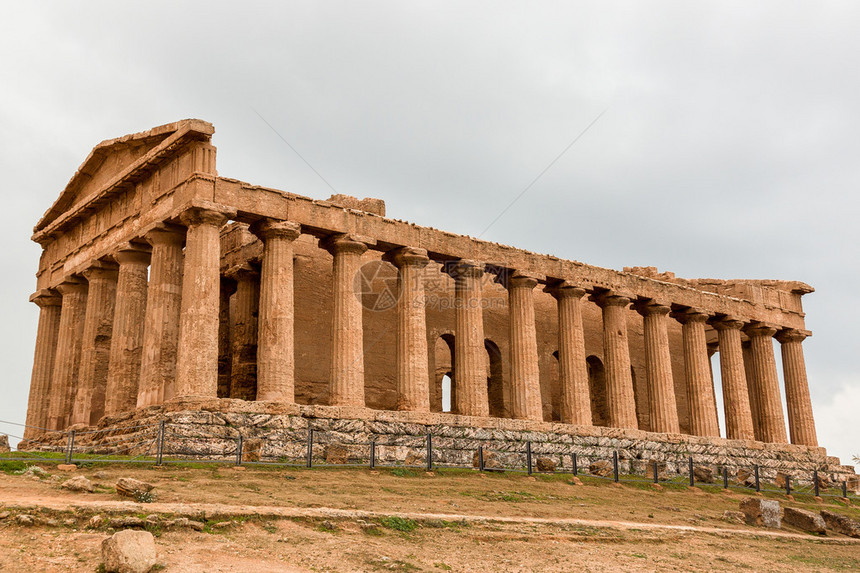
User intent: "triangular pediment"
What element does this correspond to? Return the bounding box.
[35,119,213,233]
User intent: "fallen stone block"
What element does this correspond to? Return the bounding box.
[589,461,613,478]
[739,497,781,528]
[472,449,503,471]
[62,475,94,493]
[101,529,156,573]
[693,466,714,484]
[56,464,77,472]
[820,510,860,538]
[783,507,826,534]
[721,510,745,525]
[109,517,145,529]
[535,457,557,473]
[116,478,155,499]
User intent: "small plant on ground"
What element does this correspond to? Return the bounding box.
[379,516,419,533]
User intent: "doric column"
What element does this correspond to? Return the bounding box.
[70,262,118,426]
[634,300,680,434]
[46,279,88,430]
[104,244,151,416]
[590,292,637,429]
[672,309,720,437]
[384,246,431,412]
[742,341,764,441]
[226,264,260,401]
[744,323,788,444]
[775,329,817,446]
[137,224,185,407]
[250,219,302,402]
[505,271,543,421]
[24,290,62,438]
[175,205,233,399]
[712,318,755,441]
[546,282,591,426]
[446,260,489,417]
[321,233,368,407]
[217,278,236,398]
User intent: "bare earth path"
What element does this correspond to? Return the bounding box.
[1,464,858,572]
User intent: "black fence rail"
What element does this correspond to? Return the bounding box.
[1,418,857,501]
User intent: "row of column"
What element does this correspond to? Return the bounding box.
[26,208,817,449]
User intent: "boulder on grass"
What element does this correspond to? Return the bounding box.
[472,449,503,471]
[736,469,756,488]
[783,507,826,534]
[693,466,714,484]
[62,475,94,493]
[589,461,613,478]
[739,497,781,528]
[820,510,860,538]
[101,529,156,573]
[535,457,557,473]
[116,478,155,499]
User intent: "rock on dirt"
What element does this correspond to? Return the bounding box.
[736,469,756,488]
[721,510,746,525]
[15,514,35,526]
[820,510,860,538]
[0,434,9,453]
[101,529,157,573]
[116,478,155,498]
[589,461,613,478]
[471,449,503,471]
[739,497,781,529]
[693,466,714,483]
[62,475,95,493]
[783,507,826,535]
[109,517,145,529]
[56,464,77,472]
[535,457,557,473]
[404,450,424,466]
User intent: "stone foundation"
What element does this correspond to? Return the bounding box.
[26,399,857,486]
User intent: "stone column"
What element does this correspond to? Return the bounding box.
[137,224,185,407]
[250,219,301,402]
[46,279,88,430]
[634,301,680,434]
[24,290,62,439]
[776,329,817,447]
[104,245,151,417]
[506,271,543,421]
[446,260,489,417]
[321,234,368,407]
[742,341,764,441]
[384,247,431,412]
[227,264,260,401]
[590,293,637,429]
[744,323,788,444]
[546,282,591,426]
[70,262,118,426]
[672,309,720,437]
[175,205,233,399]
[217,278,236,398]
[712,318,755,441]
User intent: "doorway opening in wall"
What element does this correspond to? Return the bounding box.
[587,355,608,427]
[441,374,452,413]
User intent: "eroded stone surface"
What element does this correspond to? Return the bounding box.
[783,507,825,534]
[101,529,156,573]
[739,497,781,528]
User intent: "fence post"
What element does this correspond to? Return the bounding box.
[306,427,313,468]
[526,441,533,475]
[754,465,760,492]
[688,457,694,487]
[370,440,376,470]
[723,466,728,489]
[653,461,659,484]
[426,434,432,472]
[612,451,619,483]
[156,420,166,466]
[65,430,76,465]
[572,453,578,476]
[785,474,791,496]
[813,469,820,497]
[235,434,244,466]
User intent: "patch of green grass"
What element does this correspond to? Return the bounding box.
[0,460,28,474]
[379,516,419,533]
[389,467,420,478]
[434,563,452,571]
[261,522,278,534]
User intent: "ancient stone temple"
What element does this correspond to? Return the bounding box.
[22,120,850,477]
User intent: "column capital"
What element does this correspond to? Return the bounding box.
[632,299,671,317]
[29,288,62,307]
[320,233,370,256]
[113,242,152,266]
[81,259,119,282]
[500,270,541,291]
[743,322,779,338]
[775,328,811,343]
[145,222,186,247]
[670,307,710,324]
[179,202,235,229]
[383,246,430,269]
[444,259,485,280]
[249,218,301,243]
[589,291,631,308]
[225,262,260,282]
[54,277,87,296]
[544,280,587,300]
[710,316,745,331]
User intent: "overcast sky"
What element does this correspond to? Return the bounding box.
[1,2,857,468]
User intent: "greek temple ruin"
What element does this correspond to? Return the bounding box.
[22,119,851,477]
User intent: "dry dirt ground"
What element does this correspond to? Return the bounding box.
[0,462,858,572]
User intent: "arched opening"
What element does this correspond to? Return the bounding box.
[485,339,504,418]
[433,334,455,413]
[587,355,608,427]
